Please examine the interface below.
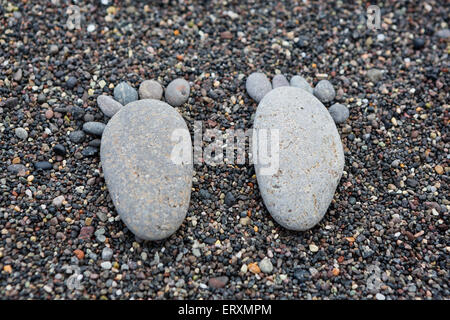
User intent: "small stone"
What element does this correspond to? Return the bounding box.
[7,164,27,175]
[328,103,349,124]
[78,226,94,240]
[165,78,190,107]
[435,165,444,174]
[97,95,123,118]
[53,144,66,156]
[13,69,22,82]
[83,122,106,136]
[81,146,98,157]
[272,74,289,88]
[313,80,335,103]
[70,130,86,143]
[367,69,384,83]
[436,28,450,39]
[413,38,425,50]
[224,192,236,207]
[101,261,112,270]
[34,161,52,170]
[15,127,28,140]
[259,257,273,273]
[246,72,272,102]
[248,262,261,274]
[406,178,418,188]
[376,293,386,300]
[52,195,65,207]
[5,97,19,108]
[73,249,84,260]
[290,75,313,94]
[113,82,138,105]
[101,247,113,261]
[69,106,85,120]
[208,276,229,289]
[309,244,319,253]
[139,80,163,100]
[66,76,78,89]
[49,44,59,55]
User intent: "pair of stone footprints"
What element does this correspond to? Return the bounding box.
[100,75,344,241]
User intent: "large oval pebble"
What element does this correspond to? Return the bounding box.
[253,87,344,231]
[101,99,193,240]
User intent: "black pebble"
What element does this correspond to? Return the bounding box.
[34,161,52,170]
[413,38,425,50]
[53,144,66,156]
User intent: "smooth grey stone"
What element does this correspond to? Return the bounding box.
[13,69,22,82]
[34,161,53,170]
[101,99,193,240]
[70,130,85,143]
[165,78,190,107]
[328,103,349,124]
[88,139,101,147]
[367,69,383,83]
[313,80,335,103]
[82,122,106,136]
[66,76,78,89]
[436,28,450,39]
[15,127,28,140]
[272,74,289,88]
[259,257,273,273]
[82,146,98,157]
[290,75,313,94]
[114,82,138,105]
[246,72,272,102]
[139,80,163,100]
[253,87,344,231]
[97,95,123,118]
[101,247,113,261]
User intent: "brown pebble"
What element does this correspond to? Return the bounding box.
[45,109,54,119]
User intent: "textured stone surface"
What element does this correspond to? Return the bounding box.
[113,82,138,105]
[328,103,349,124]
[97,95,123,117]
[246,72,272,102]
[83,122,106,136]
[367,69,383,83]
[272,74,289,88]
[139,80,163,100]
[101,99,193,240]
[290,75,313,94]
[313,80,335,103]
[253,87,344,231]
[165,78,190,107]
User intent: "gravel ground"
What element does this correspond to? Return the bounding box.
[0,0,448,300]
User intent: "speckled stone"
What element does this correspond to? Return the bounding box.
[272,74,289,88]
[313,80,335,103]
[97,95,123,117]
[290,75,313,94]
[328,103,349,124]
[113,82,138,105]
[246,72,272,102]
[100,99,193,240]
[139,80,164,100]
[165,78,190,107]
[253,87,344,231]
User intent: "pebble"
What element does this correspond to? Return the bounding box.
[165,78,190,107]
[100,261,112,270]
[97,95,123,118]
[290,75,313,94]
[49,44,59,55]
[69,130,86,143]
[328,103,350,124]
[309,244,319,253]
[208,276,229,289]
[53,144,66,156]
[34,161,52,170]
[52,195,65,207]
[254,87,344,231]
[81,146,98,157]
[272,74,289,88]
[313,80,335,103]
[436,28,450,39]
[15,127,28,140]
[139,80,164,100]
[101,247,113,261]
[66,76,78,89]
[82,122,106,136]
[100,99,193,240]
[259,257,273,273]
[245,72,272,102]
[367,69,384,83]
[413,38,425,50]
[224,192,236,207]
[113,82,138,105]
[7,164,27,175]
